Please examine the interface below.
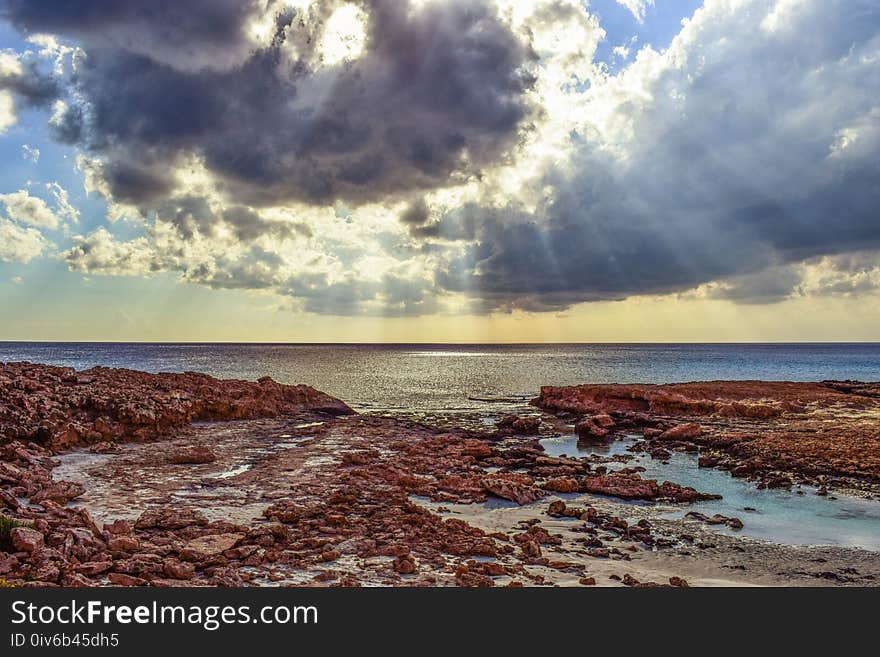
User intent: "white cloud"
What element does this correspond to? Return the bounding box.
[0,51,22,134]
[0,90,14,133]
[0,219,47,263]
[615,0,655,23]
[45,181,79,223]
[0,189,63,229]
[21,144,40,162]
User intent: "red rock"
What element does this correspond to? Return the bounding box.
[392,555,417,574]
[10,526,43,552]
[320,550,341,562]
[659,423,703,440]
[592,414,615,428]
[62,572,96,587]
[482,474,544,505]
[163,560,196,580]
[30,481,85,504]
[135,508,208,530]
[0,554,19,575]
[108,536,140,553]
[575,418,609,440]
[543,477,580,493]
[180,533,244,561]
[0,361,354,453]
[104,520,134,535]
[669,576,690,587]
[582,474,656,500]
[108,573,147,587]
[579,577,597,586]
[88,442,120,454]
[461,440,494,458]
[75,560,113,576]
[496,415,541,435]
[166,446,216,465]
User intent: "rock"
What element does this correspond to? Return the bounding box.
[496,415,541,435]
[669,576,690,587]
[320,549,341,562]
[135,508,208,530]
[0,361,354,454]
[482,475,544,505]
[10,527,43,552]
[30,481,85,504]
[163,560,196,580]
[765,475,793,489]
[547,500,567,517]
[582,473,720,502]
[659,423,703,441]
[460,440,493,458]
[579,577,597,586]
[104,520,134,535]
[592,414,615,428]
[75,560,114,576]
[166,447,216,465]
[392,555,417,574]
[107,536,140,553]
[180,533,244,561]
[88,442,120,454]
[0,554,20,575]
[108,573,147,587]
[575,418,609,441]
[582,474,656,500]
[543,477,580,493]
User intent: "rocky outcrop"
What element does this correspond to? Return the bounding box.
[0,362,354,451]
[535,381,880,492]
[581,473,721,503]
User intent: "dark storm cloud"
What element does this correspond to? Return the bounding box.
[2,0,534,207]
[0,0,269,71]
[431,0,880,312]
[0,56,59,109]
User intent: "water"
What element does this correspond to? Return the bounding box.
[1,342,878,414]
[4,341,880,550]
[541,435,880,551]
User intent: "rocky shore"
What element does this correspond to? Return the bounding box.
[535,381,880,496]
[2,363,878,587]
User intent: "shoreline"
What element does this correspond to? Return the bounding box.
[2,362,879,587]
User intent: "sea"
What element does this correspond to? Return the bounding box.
[1,342,878,414]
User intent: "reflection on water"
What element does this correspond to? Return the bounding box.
[3,342,880,416]
[540,436,880,551]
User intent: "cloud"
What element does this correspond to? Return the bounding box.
[10,0,534,208]
[5,0,880,318]
[0,0,270,73]
[615,0,654,23]
[0,189,63,229]
[21,144,39,162]
[0,218,47,262]
[431,0,880,311]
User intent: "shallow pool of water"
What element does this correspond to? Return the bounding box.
[539,435,880,551]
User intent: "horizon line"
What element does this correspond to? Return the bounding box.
[1,340,880,346]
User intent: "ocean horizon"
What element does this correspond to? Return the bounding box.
[3,342,879,416]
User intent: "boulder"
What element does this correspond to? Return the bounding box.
[10,527,43,552]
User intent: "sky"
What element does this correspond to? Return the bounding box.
[0,0,879,343]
